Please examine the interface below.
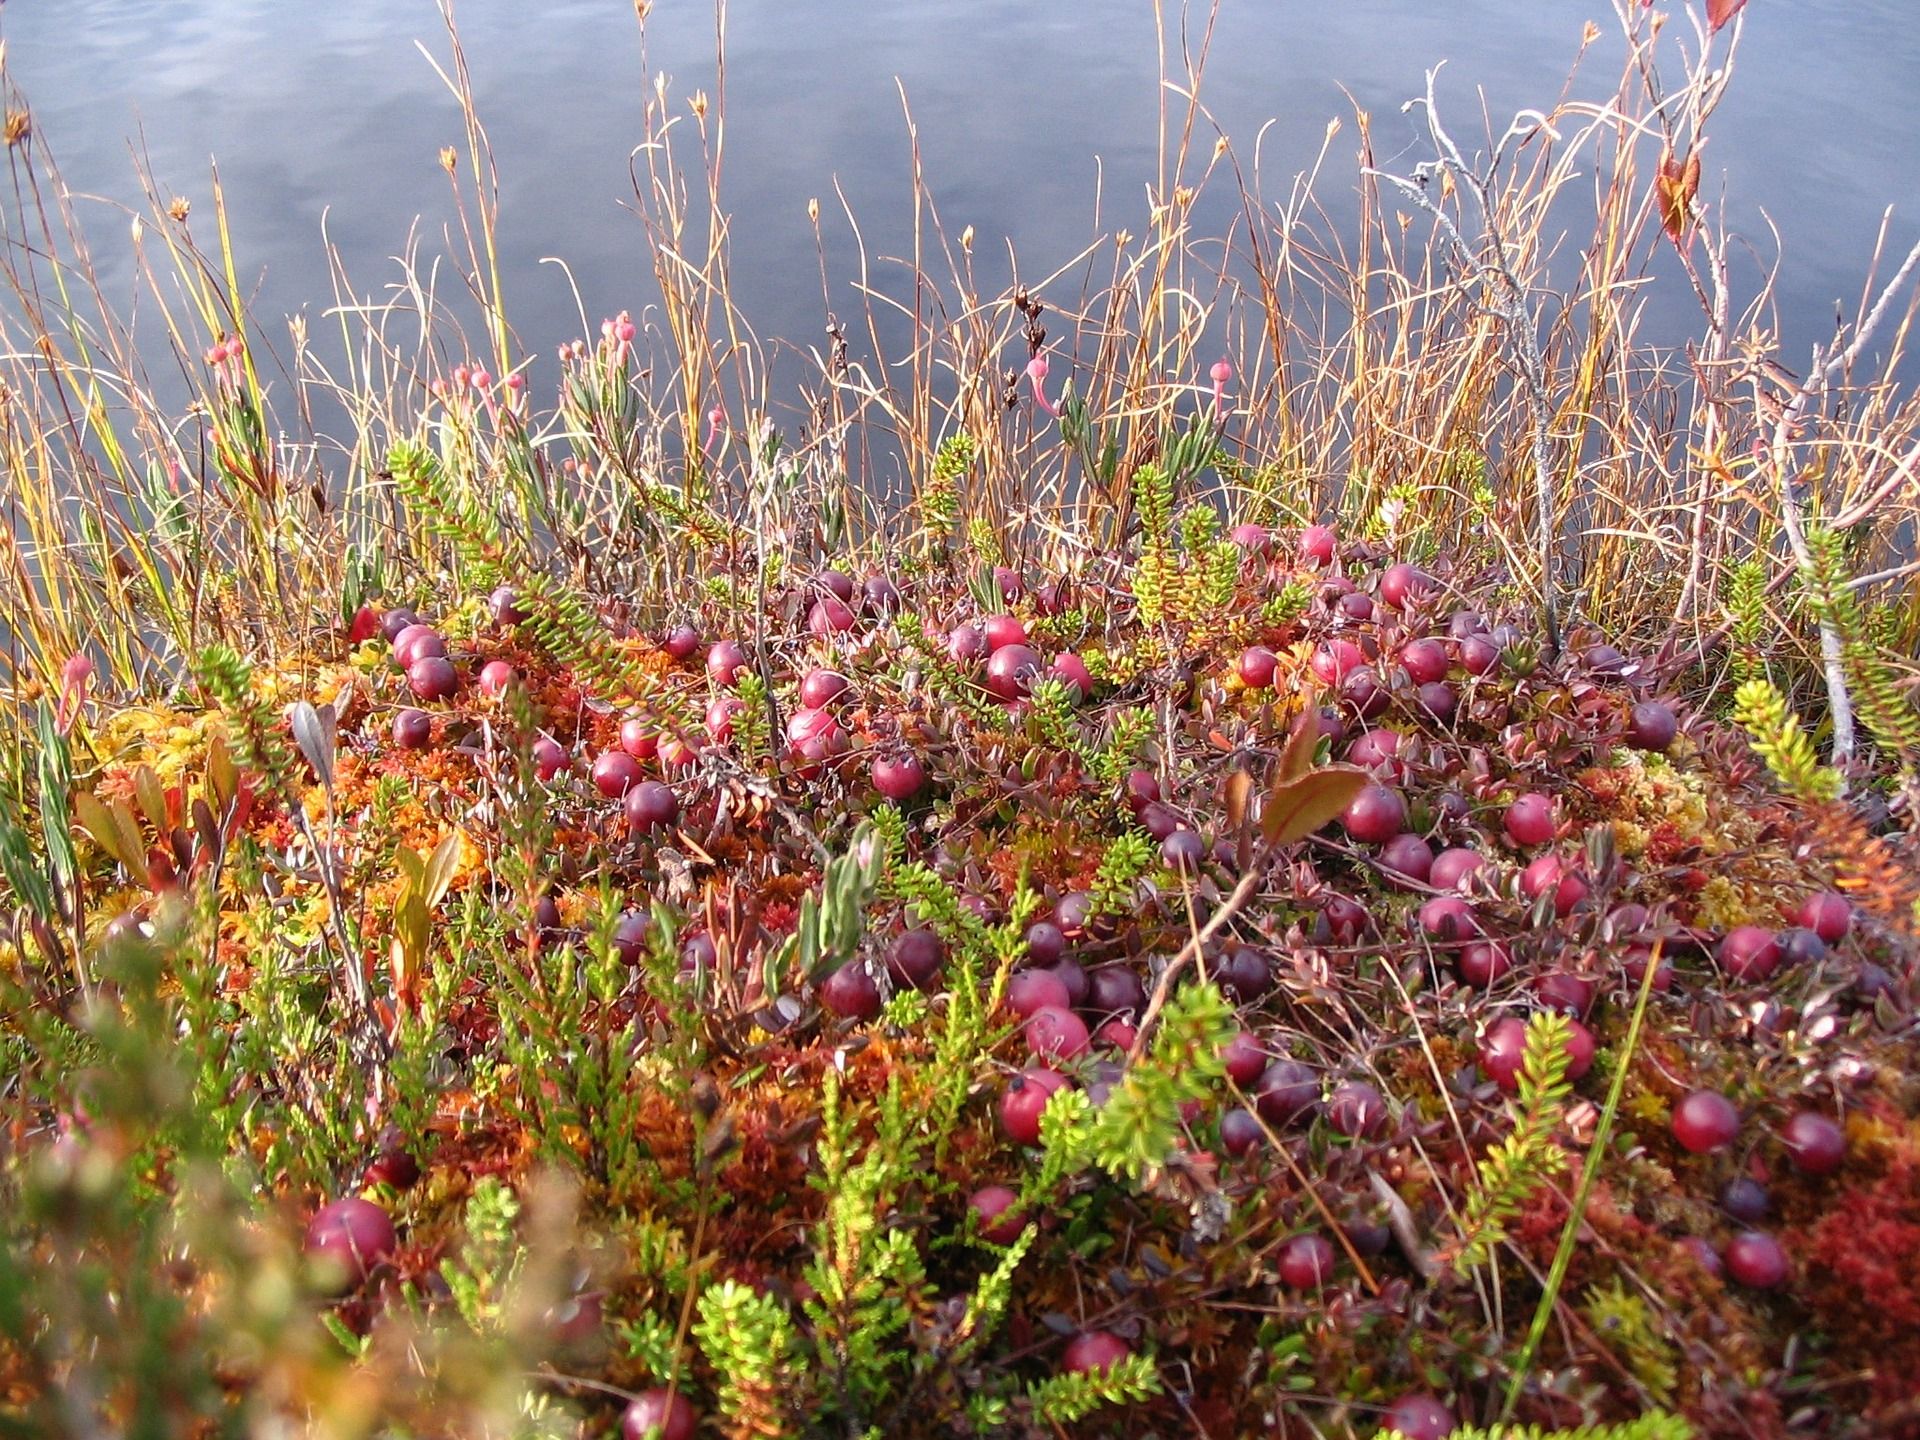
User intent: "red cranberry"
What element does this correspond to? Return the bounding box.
[1480,1016,1595,1091]
[1005,969,1072,1019]
[1414,681,1457,721]
[1336,591,1375,621]
[1220,1107,1264,1157]
[800,668,851,709]
[1382,1394,1455,1440]
[1777,927,1828,968]
[1585,643,1631,679]
[1340,666,1390,719]
[1347,726,1406,772]
[1046,959,1088,1007]
[1430,847,1486,892]
[1672,1090,1741,1154]
[1723,1231,1789,1289]
[1087,965,1146,1016]
[625,781,679,831]
[1138,802,1182,842]
[814,568,855,604]
[862,575,903,616]
[662,624,701,660]
[1122,769,1161,815]
[807,596,856,635]
[985,644,1043,703]
[1025,1005,1091,1060]
[1239,646,1279,689]
[1534,971,1597,1019]
[1310,638,1366,685]
[1298,524,1337,565]
[379,608,420,643]
[592,751,644,799]
[1718,926,1781,982]
[1342,784,1408,844]
[992,566,1026,604]
[621,1390,697,1440]
[1095,1017,1138,1051]
[1628,701,1678,752]
[1061,1329,1130,1375]
[1504,792,1555,847]
[1521,854,1588,916]
[947,623,988,664]
[477,659,516,698]
[969,1185,1026,1244]
[1457,941,1511,987]
[1254,1059,1320,1125]
[1221,1031,1268,1086]
[1320,893,1370,944]
[1622,945,1675,992]
[1379,833,1435,886]
[532,735,569,781]
[1458,636,1501,675]
[1161,829,1205,872]
[1000,1068,1072,1145]
[392,623,445,666]
[1795,891,1852,945]
[305,1197,396,1288]
[1050,653,1094,700]
[1400,638,1449,685]
[1780,1110,1846,1175]
[1229,522,1271,554]
[1220,946,1273,1002]
[1417,896,1481,942]
[707,640,747,685]
[1379,563,1434,610]
[820,962,881,1020]
[612,911,652,966]
[785,706,846,772]
[1721,1177,1770,1223]
[1327,1082,1388,1139]
[1024,922,1067,966]
[705,696,745,743]
[621,715,660,757]
[981,614,1028,652]
[392,708,433,750]
[886,929,945,990]
[873,752,927,801]
[406,655,458,701]
[1277,1232,1337,1289]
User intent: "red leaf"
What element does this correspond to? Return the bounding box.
[1707,0,1747,34]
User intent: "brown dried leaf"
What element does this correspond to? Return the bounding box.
[1261,764,1369,846]
[1707,0,1747,34]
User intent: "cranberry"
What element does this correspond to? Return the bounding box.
[985,644,1043,703]
[392,708,433,750]
[807,596,856,635]
[981,614,1028,652]
[625,781,679,832]
[622,715,660,757]
[1219,946,1273,1002]
[305,1197,396,1288]
[1220,1107,1264,1157]
[1254,1059,1320,1125]
[1298,524,1337,565]
[814,568,856,604]
[1717,926,1781,982]
[477,659,516,698]
[1340,666,1390,719]
[1400,638,1450,684]
[1480,1016,1595,1092]
[1379,563,1435,610]
[1094,1017,1138,1051]
[707,640,747,685]
[1533,972,1597,1019]
[1327,1081,1388,1138]
[1457,941,1511,988]
[862,575,903,616]
[1504,792,1556,847]
[621,1390,697,1440]
[379,608,420,643]
[1720,1177,1770,1223]
[1679,1235,1722,1276]
[1087,965,1146,1016]
[800,668,851,709]
[1379,833,1435,886]
[592,752,644,799]
[1230,522,1272,554]
[1777,927,1828,968]
[1277,1232,1337,1289]
[1000,1068,1072,1145]
[1417,896,1481,942]
[1221,1031,1268,1086]
[1161,829,1206,872]
[1061,1329,1131,1375]
[947,622,987,664]
[1023,922,1067,966]
[992,566,1026,603]
[1795,891,1852,944]
[1672,1090,1741,1154]
[1122,769,1161,815]
[1025,1005,1091,1061]
[1050,653,1094,700]
[873,752,927,801]
[1238,645,1280,690]
[1320,893,1370,944]
[1005,969,1073,1019]
[406,655,458,701]
[1346,726,1406,772]
[1723,1231,1789,1289]
[1447,609,1487,640]
[1521,854,1589,916]
[1414,681,1457,721]
[886,929,945,990]
[662,624,701,660]
[820,962,882,1020]
[1342,784,1408,844]
[969,1185,1026,1244]
[1336,590,1375,621]
[1310,638,1366,685]
[705,696,746,742]
[532,736,569,781]
[612,911,652,966]
[1780,1110,1846,1175]
[1430,847,1486,892]
[392,623,445,666]
[1585,643,1631,679]
[1628,701,1678,752]
[1138,802,1182,842]
[1047,958,1088,1007]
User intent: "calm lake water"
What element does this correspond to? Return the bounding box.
[6,1,1919,398]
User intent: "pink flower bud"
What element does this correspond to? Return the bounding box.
[1026,355,1058,418]
[1210,359,1233,385]
[470,368,492,390]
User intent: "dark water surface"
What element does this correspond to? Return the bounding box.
[6,1,1918,397]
